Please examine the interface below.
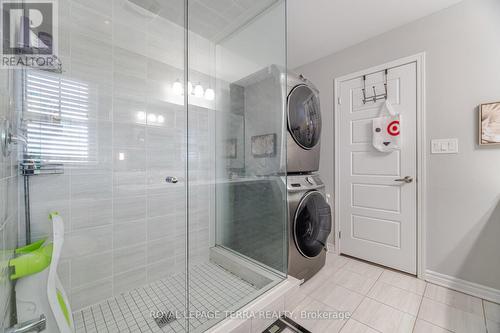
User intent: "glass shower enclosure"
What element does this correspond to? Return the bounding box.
[0,0,287,332]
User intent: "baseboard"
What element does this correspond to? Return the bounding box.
[426,270,500,304]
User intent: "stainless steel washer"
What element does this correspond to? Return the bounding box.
[287,175,332,282]
[287,73,321,173]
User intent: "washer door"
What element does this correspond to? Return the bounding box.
[293,191,332,258]
[287,84,321,149]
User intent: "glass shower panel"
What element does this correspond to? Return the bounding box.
[11,0,189,332]
[188,0,287,331]
[213,0,288,273]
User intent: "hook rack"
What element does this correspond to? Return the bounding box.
[362,69,388,104]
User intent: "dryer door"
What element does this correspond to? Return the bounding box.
[288,84,321,149]
[293,191,331,258]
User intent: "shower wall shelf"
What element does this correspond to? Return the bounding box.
[20,161,64,244]
[20,162,64,176]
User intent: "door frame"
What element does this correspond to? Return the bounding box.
[333,53,427,279]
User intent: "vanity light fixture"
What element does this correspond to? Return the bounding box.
[204,88,215,101]
[194,83,204,98]
[172,79,183,95]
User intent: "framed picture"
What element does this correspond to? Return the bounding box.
[479,102,500,145]
[224,139,237,159]
[251,133,276,158]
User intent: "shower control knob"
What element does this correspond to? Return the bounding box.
[165,176,178,184]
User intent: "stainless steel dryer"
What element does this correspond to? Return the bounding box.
[287,73,322,173]
[287,175,332,282]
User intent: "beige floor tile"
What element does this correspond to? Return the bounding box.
[484,300,500,323]
[379,270,426,295]
[413,319,452,333]
[299,265,338,296]
[352,298,415,333]
[340,319,379,333]
[311,283,364,313]
[326,253,351,271]
[331,268,378,295]
[343,259,384,279]
[418,298,486,333]
[487,320,500,333]
[424,283,483,315]
[367,280,422,316]
[284,285,308,311]
[292,296,347,332]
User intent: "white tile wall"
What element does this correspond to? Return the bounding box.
[26,0,216,311]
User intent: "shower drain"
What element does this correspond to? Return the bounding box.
[154,311,177,328]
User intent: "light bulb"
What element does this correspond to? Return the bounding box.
[172,79,183,95]
[194,83,204,98]
[147,113,157,123]
[204,88,215,101]
[187,81,193,95]
[157,115,165,124]
[136,111,146,121]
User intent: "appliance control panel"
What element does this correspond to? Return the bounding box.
[287,175,325,191]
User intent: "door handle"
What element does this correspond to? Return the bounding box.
[395,176,413,184]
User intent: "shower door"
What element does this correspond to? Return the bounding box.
[7,0,191,332]
[0,0,287,332]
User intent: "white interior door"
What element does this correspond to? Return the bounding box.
[338,62,417,274]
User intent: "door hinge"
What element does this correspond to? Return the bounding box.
[339,231,342,239]
[337,97,342,105]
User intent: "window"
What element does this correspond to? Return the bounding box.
[24,71,95,164]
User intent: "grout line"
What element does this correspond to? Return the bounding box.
[416,318,454,333]
[336,265,385,332]
[411,282,427,332]
[482,300,489,333]
[343,319,384,333]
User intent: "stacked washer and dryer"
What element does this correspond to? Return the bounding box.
[286,73,332,282]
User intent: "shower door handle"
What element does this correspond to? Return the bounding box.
[165,176,178,184]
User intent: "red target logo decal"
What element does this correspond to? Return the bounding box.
[387,121,400,136]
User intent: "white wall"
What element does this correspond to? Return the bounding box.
[296,0,500,290]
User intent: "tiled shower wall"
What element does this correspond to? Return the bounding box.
[25,0,214,310]
[0,71,18,329]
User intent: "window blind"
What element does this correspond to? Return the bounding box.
[24,71,95,164]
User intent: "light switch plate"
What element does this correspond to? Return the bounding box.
[431,138,459,154]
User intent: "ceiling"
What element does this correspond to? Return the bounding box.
[288,0,464,68]
[128,0,278,41]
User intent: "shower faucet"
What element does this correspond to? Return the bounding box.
[1,119,27,157]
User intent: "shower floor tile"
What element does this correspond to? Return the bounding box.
[73,262,259,333]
